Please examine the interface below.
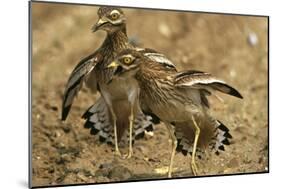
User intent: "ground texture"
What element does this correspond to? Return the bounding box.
[31,2,268,187]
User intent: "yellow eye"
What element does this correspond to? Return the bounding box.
[111,13,119,20]
[123,57,132,64]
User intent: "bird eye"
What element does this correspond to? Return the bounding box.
[123,57,132,64]
[110,13,119,20]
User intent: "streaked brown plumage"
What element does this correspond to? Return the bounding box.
[108,49,243,177]
[61,7,176,158]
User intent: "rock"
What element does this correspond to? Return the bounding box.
[77,172,88,181]
[223,168,232,174]
[227,158,239,168]
[108,166,132,180]
[95,168,110,177]
[62,125,71,133]
[248,32,258,47]
[158,22,171,38]
[44,103,58,111]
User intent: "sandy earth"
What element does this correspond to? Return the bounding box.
[31,2,268,187]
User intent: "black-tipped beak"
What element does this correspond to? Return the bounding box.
[107,61,123,75]
[91,18,107,32]
[107,61,123,79]
[106,61,123,85]
[107,61,119,69]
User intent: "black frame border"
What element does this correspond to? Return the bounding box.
[28,0,270,188]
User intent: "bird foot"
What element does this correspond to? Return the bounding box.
[121,151,132,159]
[191,161,199,176]
[114,149,122,157]
[168,171,172,178]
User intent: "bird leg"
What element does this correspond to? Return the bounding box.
[165,123,177,178]
[191,116,200,176]
[108,106,122,157]
[100,91,122,158]
[123,102,135,159]
[122,107,134,159]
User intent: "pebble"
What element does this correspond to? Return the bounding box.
[227,158,239,168]
[158,22,171,38]
[62,126,71,133]
[108,166,132,180]
[223,168,232,174]
[248,32,258,47]
[181,55,189,64]
[77,172,88,181]
[230,70,237,78]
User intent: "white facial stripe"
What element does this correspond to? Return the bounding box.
[121,54,134,59]
[110,10,120,15]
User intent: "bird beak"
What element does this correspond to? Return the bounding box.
[107,61,119,68]
[92,18,107,32]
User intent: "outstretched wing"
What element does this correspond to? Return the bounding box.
[174,70,243,99]
[81,97,155,145]
[61,52,102,121]
[136,48,177,70]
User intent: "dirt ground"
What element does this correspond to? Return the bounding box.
[31,2,268,187]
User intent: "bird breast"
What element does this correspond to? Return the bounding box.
[103,77,139,101]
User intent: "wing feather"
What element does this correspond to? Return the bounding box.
[61,52,102,121]
[136,48,177,70]
[174,70,243,99]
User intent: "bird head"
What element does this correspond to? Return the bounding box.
[107,49,143,78]
[92,7,126,33]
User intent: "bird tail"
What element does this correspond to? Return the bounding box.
[209,120,232,155]
[175,119,232,158]
[82,97,155,145]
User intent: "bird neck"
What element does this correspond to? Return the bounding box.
[137,60,175,91]
[105,25,129,51]
[137,61,160,86]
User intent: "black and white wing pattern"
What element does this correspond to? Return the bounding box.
[82,97,155,145]
[136,48,177,70]
[174,70,243,99]
[61,52,103,121]
[175,119,232,157]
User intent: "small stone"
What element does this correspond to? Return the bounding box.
[48,166,55,173]
[61,154,71,162]
[143,157,149,162]
[227,158,239,168]
[55,131,61,137]
[230,70,236,78]
[158,22,171,38]
[181,55,189,64]
[36,114,41,119]
[223,168,232,174]
[77,172,88,181]
[248,32,258,47]
[62,126,71,133]
[108,166,132,180]
[44,103,58,111]
[95,169,109,177]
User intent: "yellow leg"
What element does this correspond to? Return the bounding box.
[191,116,200,176]
[123,105,134,159]
[110,109,122,157]
[100,92,122,158]
[166,123,177,178]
